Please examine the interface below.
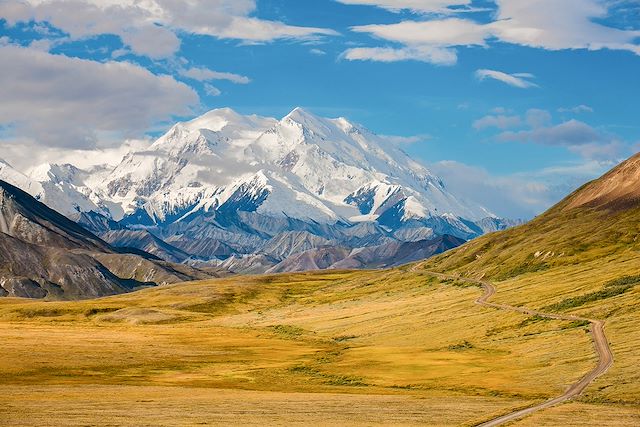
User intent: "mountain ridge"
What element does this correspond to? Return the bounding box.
[0,179,221,299]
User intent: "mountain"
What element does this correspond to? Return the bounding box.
[2,108,518,272]
[0,180,221,299]
[426,151,640,280]
[266,234,465,273]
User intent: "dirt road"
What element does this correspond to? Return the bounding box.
[422,270,614,427]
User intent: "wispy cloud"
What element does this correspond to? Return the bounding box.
[379,133,432,144]
[342,46,457,65]
[558,104,594,114]
[335,0,471,14]
[475,69,538,89]
[179,67,251,84]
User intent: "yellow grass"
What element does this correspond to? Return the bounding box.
[0,266,625,425]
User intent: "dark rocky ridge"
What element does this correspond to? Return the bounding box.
[0,180,221,300]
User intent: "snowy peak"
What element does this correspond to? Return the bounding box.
[3,107,503,244]
[0,159,42,197]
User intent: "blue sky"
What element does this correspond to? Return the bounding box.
[0,0,639,218]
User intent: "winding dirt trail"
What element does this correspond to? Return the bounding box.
[420,269,614,426]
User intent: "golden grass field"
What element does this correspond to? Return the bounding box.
[1,252,639,425]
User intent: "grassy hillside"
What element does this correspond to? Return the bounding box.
[416,157,640,416]
[3,266,633,426]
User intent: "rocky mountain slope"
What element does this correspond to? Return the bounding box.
[0,180,220,299]
[0,108,519,272]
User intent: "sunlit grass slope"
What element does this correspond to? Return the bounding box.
[0,267,613,426]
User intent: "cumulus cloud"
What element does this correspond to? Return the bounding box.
[0,0,337,58]
[340,0,639,63]
[0,44,198,148]
[475,69,538,88]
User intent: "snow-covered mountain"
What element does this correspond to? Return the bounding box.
[1,107,519,273]
[89,107,491,224]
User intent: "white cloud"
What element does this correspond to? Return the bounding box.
[344,18,489,64]
[204,84,222,97]
[558,104,594,114]
[0,44,198,148]
[0,0,337,58]
[475,69,538,88]
[335,0,471,13]
[490,0,640,54]
[2,138,152,172]
[179,67,251,84]
[119,25,182,60]
[341,0,639,63]
[352,18,489,46]
[310,48,327,55]
[342,45,457,64]
[379,133,431,144]
[473,114,522,130]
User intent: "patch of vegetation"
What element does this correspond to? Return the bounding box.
[84,307,122,316]
[440,278,480,289]
[332,334,357,342]
[288,365,367,387]
[15,308,73,318]
[269,324,306,338]
[562,320,591,330]
[447,340,474,351]
[543,275,640,311]
[518,314,551,328]
[496,258,549,280]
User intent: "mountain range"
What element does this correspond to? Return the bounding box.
[0,107,518,275]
